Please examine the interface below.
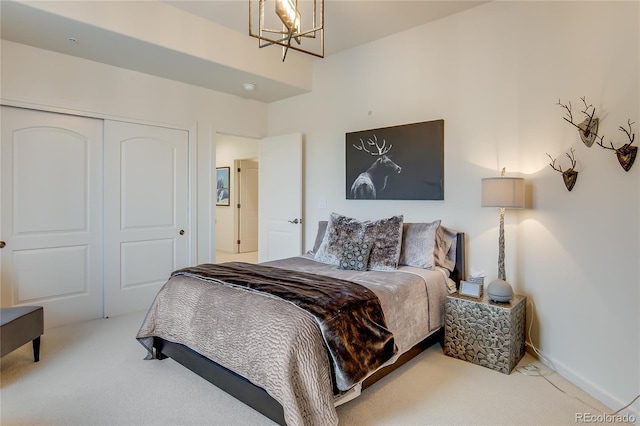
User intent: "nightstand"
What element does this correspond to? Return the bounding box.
[443,292,525,374]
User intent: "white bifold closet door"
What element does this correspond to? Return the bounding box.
[1,106,104,328]
[103,121,189,318]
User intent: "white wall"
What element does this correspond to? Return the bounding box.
[268,1,639,416]
[1,40,268,264]
[215,133,259,253]
[3,1,637,416]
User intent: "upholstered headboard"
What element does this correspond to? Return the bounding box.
[451,232,466,289]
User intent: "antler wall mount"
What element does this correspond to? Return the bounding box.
[557,97,599,147]
[595,119,637,172]
[546,148,579,191]
[557,96,637,172]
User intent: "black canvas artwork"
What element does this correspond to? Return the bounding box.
[346,120,444,200]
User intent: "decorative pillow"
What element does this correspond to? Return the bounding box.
[436,226,458,272]
[363,215,404,271]
[398,220,441,269]
[314,213,365,265]
[338,241,372,271]
[444,235,457,271]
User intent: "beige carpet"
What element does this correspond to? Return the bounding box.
[215,250,258,264]
[0,310,620,426]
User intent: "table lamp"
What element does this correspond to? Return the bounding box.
[481,168,525,302]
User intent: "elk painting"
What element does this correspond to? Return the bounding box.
[346,120,444,200]
[350,136,402,199]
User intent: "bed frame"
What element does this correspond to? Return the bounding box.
[153,232,465,425]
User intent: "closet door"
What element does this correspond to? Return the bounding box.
[0,106,103,329]
[104,121,189,317]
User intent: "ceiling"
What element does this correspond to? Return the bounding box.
[1,1,487,103]
[165,0,487,57]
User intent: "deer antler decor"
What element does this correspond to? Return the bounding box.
[595,119,637,172]
[557,97,599,147]
[557,95,637,172]
[352,134,393,156]
[547,148,579,191]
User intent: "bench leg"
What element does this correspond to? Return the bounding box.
[32,336,41,362]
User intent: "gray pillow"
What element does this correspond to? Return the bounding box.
[338,241,372,271]
[398,221,441,269]
[314,213,365,265]
[436,226,458,272]
[363,215,404,271]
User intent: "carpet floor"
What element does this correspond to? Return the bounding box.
[0,310,618,425]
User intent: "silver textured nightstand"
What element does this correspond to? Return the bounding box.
[443,292,525,374]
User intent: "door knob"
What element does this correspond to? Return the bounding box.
[288,219,299,224]
[0,241,5,249]
[179,229,185,235]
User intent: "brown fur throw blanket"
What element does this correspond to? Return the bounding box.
[172,262,397,390]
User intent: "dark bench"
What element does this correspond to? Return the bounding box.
[1,306,44,362]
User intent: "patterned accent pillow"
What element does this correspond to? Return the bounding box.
[338,242,372,271]
[398,220,441,269]
[363,215,404,271]
[314,213,365,265]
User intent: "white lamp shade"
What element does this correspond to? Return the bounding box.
[481,177,525,208]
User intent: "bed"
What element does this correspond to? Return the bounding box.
[137,214,465,426]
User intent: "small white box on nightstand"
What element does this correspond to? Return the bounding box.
[466,276,485,285]
[459,280,483,298]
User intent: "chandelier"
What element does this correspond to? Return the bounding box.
[249,0,324,62]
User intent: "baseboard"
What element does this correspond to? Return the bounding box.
[525,345,639,422]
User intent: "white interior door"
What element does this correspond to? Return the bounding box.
[258,133,302,262]
[104,121,189,317]
[0,106,103,329]
[238,159,259,253]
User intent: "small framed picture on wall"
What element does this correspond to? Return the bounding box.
[216,167,230,206]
